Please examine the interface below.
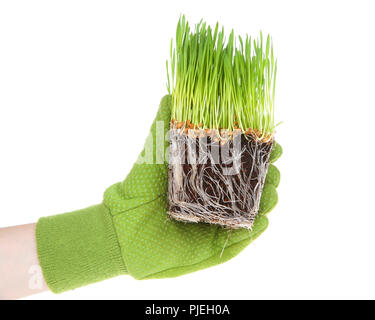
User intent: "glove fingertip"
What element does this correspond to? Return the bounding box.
[270,142,283,163]
[158,94,172,121]
[252,214,269,233]
[151,95,171,135]
[258,184,278,215]
[265,164,280,188]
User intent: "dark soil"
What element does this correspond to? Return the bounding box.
[168,131,273,226]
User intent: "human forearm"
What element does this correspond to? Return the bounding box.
[0,223,48,299]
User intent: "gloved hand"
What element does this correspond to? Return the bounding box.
[36,95,282,293]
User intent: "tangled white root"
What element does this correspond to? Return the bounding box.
[168,126,273,229]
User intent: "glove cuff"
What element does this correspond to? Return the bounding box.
[36,204,127,293]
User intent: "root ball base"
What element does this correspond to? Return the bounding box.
[168,127,273,229]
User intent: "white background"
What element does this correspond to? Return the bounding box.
[0,0,374,300]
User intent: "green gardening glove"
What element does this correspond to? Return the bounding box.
[36,95,282,293]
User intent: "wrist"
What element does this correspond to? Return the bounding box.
[36,204,127,293]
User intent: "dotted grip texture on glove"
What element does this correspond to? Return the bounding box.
[103,95,282,279]
[36,95,282,293]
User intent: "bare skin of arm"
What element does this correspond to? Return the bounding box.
[0,223,48,300]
